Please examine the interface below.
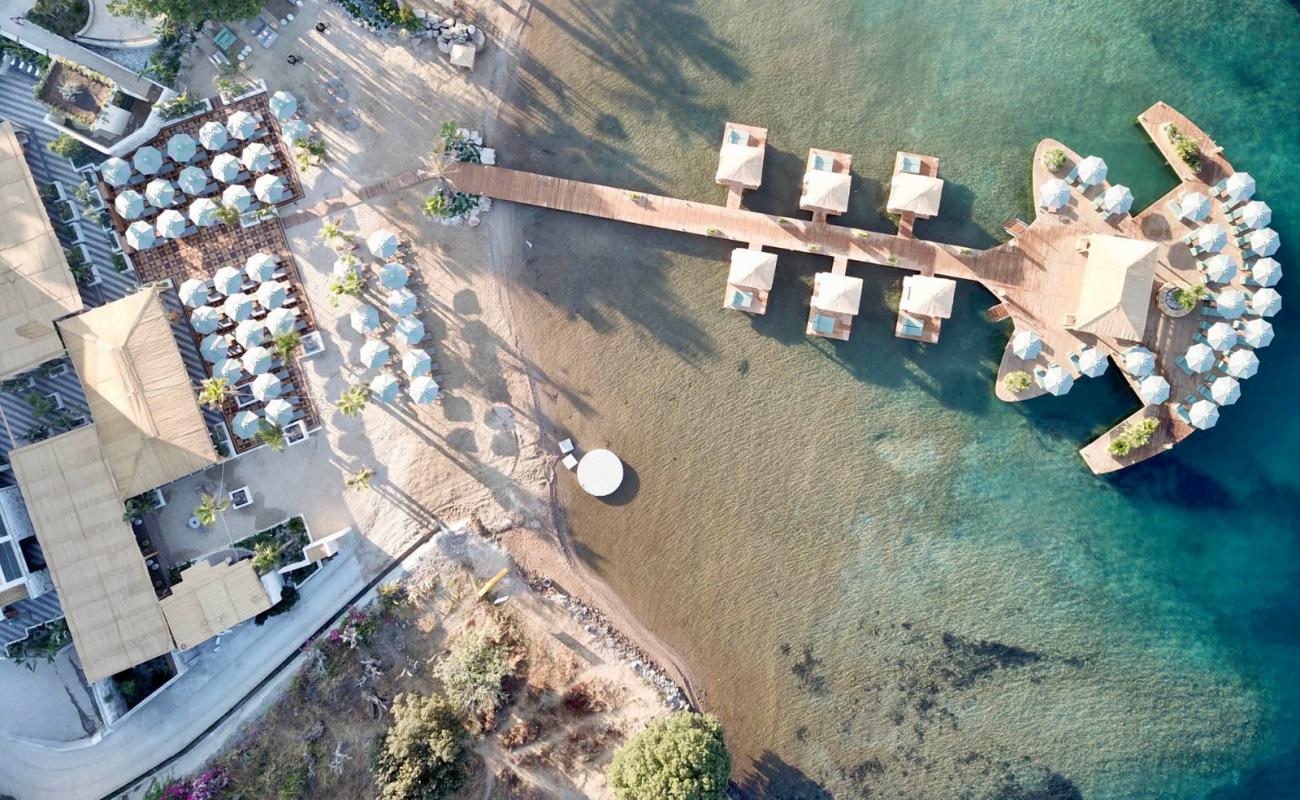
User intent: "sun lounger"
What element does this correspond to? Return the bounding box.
[1174,356,1196,376]
[1211,177,1229,196]
[559,438,574,454]
[561,454,578,470]
[1065,165,1079,184]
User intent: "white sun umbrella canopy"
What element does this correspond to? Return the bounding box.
[266,307,297,336]
[114,189,144,220]
[387,288,417,317]
[211,153,241,183]
[1123,346,1155,376]
[1176,190,1210,222]
[222,183,253,213]
[234,319,266,348]
[1036,364,1073,396]
[132,145,162,175]
[1205,321,1238,352]
[101,157,131,188]
[198,120,228,151]
[269,90,298,121]
[256,280,287,310]
[1214,288,1247,319]
[378,262,409,290]
[263,397,295,427]
[1098,184,1133,216]
[402,348,432,378]
[232,410,262,439]
[281,118,309,144]
[245,252,278,282]
[145,178,176,208]
[1238,317,1274,348]
[1247,228,1280,257]
[369,373,399,403]
[212,265,245,295]
[359,339,391,369]
[251,373,282,401]
[212,357,243,384]
[178,278,209,308]
[1195,223,1227,253]
[1248,257,1281,288]
[254,173,286,204]
[1200,253,1237,284]
[407,376,440,404]
[1222,171,1255,206]
[1184,342,1215,373]
[189,305,221,334]
[189,197,220,227]
[1038,178,1070,211]
[166,132,197,164]
[178,165,208,196]
[367,230,399,259]
[1188,399,1220,430]
[242,345,273,375]
[223,292,255,322]
[395,316,425,345]
[1075,346,1108,377]
[1209,376,1241,406]
[1249,287,1281,317]
[242,142,274,173]
[1225,348,1260,379]
[155,208,187,239]
[350,304,380,334]
[199,333,229,363]
[1236,200,1271,230]
[227,110,258,140]
[332,257,359,277]
[126,220,157,250]
[1076,155,1108,187]
[1137,375,1170,405]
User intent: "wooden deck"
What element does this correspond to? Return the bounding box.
[443,102,1261,473]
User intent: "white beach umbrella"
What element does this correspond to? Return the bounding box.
[387,288,417,317]
[101,157,131,188]
[222,184,253,213]
[242,345,273,375]
[1225,348,1260,379]
[1209,376,1241,406]
[212,357,243,384]
[114,189,144,220]
[132,145,162,175]
[245,253,278,282]
[1205,321,1237,352]
[281,118,309,143]
[254,173,286,204]
[395,316,425,345]
[1036,364,1073,396]
[126,220,157,250]
[1184,342,1215,373]
[369,373,399,403]
[234,319,267,348]
[1098,184,1133,216]
[1214,289,1247,319]
[1195,223,1227,253]
[227,110,258,140]
[1249,287,1281,317]
[1201,253,1237,284]
[212,265,245,296]
[359,339,391,369]
[242,142,274,173]
[1237,200,1271,230]
[199,333,229,363]
[263,397,295,427]
[155,209,187,239]
[367,230,399,259]
[198,120,228,151]
[269,90,298,121]
[1075,346,1108,378]
[178,165,208,196]
[256,280,287,310]
[167,132,197,164]
[1123,346,1155,377]
[266,307,297,336]
[1038,178,1070,211]
[223,292,255,322]
[407,376,440,404]
[1187,399,1220,430]
[145,178,176,208]
[1223,171,1255,205]
[178,278,209,308]
[232,409,262,439]
[1247,228,1280,257]
[189,197,220,227]
[1248,257,1281,288]
[251,373,282,401]
[1137,375,1170,405]
[402,348,432,378]
[211,153,241,183]
[1176,190,1210,222]
[1238,318,1274,349]
[189,305,221,335]
[1075,155,1108,187]
[378,262,409,290]
[350,304,380,334]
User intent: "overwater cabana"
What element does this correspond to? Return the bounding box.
[896,274,956,343]
[806,272,862,340]
[1067,234,1157,342]
[715,122,767,204]
[886,151,943,238]
[723,248,777,314]
[799,148,852,222]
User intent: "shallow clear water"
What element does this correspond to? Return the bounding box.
[498,1,1300,796]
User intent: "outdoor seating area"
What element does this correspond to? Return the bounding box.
[806,272,862,340]
[723,248,776,314]
[895,274,956,343]
[715,122,768,204]
[886,151,942,238]
[799,148,852,222]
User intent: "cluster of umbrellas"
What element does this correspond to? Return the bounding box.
[1038,155,1112,214]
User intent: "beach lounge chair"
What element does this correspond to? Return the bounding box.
[1175,356,1196,376]
[1174,405,1192,424]
[1211,177,1229,196]
[561,454,578,470]
[1166,198,1184,219]
[559,438,574,454]
[899,315,924,337]
[1065,165,1079,184]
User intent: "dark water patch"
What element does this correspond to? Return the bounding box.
[734,751,834,800]
[939,632,1045,690]
[789,643,830,695]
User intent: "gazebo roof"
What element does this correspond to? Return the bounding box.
[1070,235,1158,342]
[900,275,957,318]
[886,173,944,218]
[812,272,863,315]
[715,142,765,189]
[727,249,777,290]
[800,170,851,214]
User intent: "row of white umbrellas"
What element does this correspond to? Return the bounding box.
[190,303,297,336]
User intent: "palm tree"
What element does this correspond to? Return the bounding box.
[423,192,449,219]
[327,271,365,307]
[270,330,301,361]
[194,493,230,528]
[335,384,370,416]
[198,377,232,410]
[215,202,241,228]
[293,138,326,171]
[317,218,354,251]
[255,422,286,453]
[345,466,375,491]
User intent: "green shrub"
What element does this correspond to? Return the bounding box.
[374,693,469,800]
[1003,370,1032,393]
[46,133,84,162]
[1107,418,1158,456]
[1042,147,1066,172]
[432,620,511,725]
[609,712,731,800]
[1166,124,1202,171]
[254,585,300,625]
[1173,283,1206,310]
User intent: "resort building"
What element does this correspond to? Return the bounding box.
[1067,234,1158,342]
[886,151,943,238]
[896,274,957,343]
[715,122,767,203]
[160,560,276,652]
[799,148,852,221]
[723,248,777,314]
[807,272,863,340]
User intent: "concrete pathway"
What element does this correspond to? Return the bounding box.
[0,649,97,742]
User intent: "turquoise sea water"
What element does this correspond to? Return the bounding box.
[497,1,1300,797]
